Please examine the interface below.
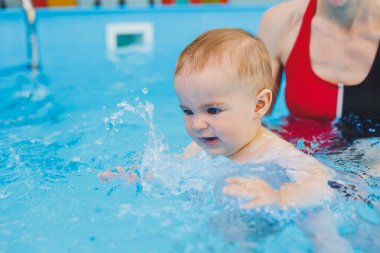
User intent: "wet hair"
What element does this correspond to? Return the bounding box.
[174,28,275,93]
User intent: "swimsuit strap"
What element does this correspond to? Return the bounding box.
[285,0,317,67]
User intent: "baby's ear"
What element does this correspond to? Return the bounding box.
[254,88,272,117]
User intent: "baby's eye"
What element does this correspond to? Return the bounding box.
[182,109,193,115]
[207,107,222,115]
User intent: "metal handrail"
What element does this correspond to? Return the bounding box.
[21,0,39,70]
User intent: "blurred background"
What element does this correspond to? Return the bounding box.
[1,0,287,8]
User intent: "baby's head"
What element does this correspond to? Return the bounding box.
[174,28,274,160]
[174,28,274,95]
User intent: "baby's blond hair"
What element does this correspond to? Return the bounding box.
[174,28,274,93]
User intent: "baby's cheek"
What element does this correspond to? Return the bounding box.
[184,120,193,134]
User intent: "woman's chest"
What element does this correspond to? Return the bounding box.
[309,31,379,85]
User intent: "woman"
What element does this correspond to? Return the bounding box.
[259,0,380,142]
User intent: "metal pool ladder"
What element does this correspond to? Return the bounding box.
[21,0,39,70]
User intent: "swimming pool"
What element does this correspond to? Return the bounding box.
[1,5,379,253]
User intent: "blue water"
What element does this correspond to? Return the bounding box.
[1,5,379,253]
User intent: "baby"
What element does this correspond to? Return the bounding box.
[173,28,334,209]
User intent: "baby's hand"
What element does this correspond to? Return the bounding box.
[98,166,139,183]
[98,166,124,183]
[223,177,281,209]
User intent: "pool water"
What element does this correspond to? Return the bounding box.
[1,5,380,253]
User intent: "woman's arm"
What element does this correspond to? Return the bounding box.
[258,0,307,113]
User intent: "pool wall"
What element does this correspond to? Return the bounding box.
[0,5,271,69]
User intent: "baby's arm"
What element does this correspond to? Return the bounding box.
[223,150,334,209]
[277,151,334,208]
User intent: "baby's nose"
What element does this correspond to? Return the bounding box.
[191,115,208,130]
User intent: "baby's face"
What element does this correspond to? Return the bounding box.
[174,63,262,160]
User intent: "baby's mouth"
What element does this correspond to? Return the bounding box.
[199,137,218,145]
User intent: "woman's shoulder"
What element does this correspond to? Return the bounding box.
[260,0,308,30]
[259,0,309,51]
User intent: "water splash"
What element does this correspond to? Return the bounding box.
[103,98,168,158]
